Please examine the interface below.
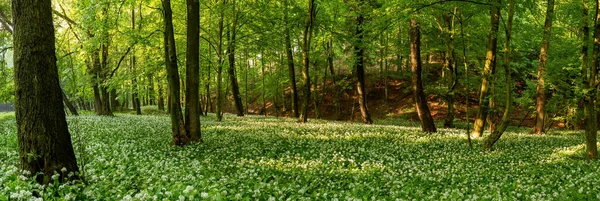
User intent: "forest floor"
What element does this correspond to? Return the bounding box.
[1,111,599,200]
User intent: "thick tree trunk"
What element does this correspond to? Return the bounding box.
[163,0,189,146]
[12,0,79,183]
[484,0,515,150]
[283,0,299,118]
[533,0,555,135]
[185,0,201,142]
[354,11,373,124]
[410,18,436,133]
[471,0,500,138]
[299,0,316,123]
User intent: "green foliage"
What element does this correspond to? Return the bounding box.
[2,113,600,199]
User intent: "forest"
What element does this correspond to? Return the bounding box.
[2,0,600,199]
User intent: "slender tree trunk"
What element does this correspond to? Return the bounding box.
[227,0,244,117]
[158,83,165,111]
[327,40,335,75]
[13,0,79,183]
[471,0,500,138]
[410,18,436,133]
[533,0,555,135]
[62,88,79,116]
[216,5,225,122]
[584,0,599,159]
[442,12,458,128]
[163,0,189,146]
[131,6,141,115]
[185,0,201,143]
[299,0,316,123]
[283,0,299,118]
[484,0,515,150]
[261,50,267,116]
[354,4,373,124]
[459,10,473,148]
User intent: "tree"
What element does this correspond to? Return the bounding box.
[484,0,515,150]
[299,0,316,123]
[226,0,244,117]
[215,1,226,122]
[185,0,202,142]
[410,18,436,133]
[441,11,458,128]
[163,0,188,146]
[584,0,599,159]
[471,0,501,138]
[283,0,299,118]
[532,0,555,135]
[12,0,79,183]
[352,0,373,124]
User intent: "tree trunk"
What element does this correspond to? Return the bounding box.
[109,88,119,111]
[471,0,500,138]
[283,0,299,118]
[62,88,79,116]
[442,12,458,128]
[131,6,141,115]
[584,0,599,159]
[163,0,189,146]
[185,0,201,143]
[354,9,373,124]
[158,83,165,111]
[299,0,316,123]
[226,0,244,117]
[215,5,225,122]
[533,0,555,135]
[410,18,436,133]
[484,0,515,150]
[13,0,79,183]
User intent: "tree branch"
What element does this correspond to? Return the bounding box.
[0,10,13,34]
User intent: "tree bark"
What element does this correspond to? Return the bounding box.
[533,0,555,135]
[354,8,373,124]
[410,18,436,133]
[484,0,515,150]
[185,0,201,143]
[471,0,500,138]
[299,0,316,123]
[163,0,189,146]
[283,0,299,118]
[12,0,79,183]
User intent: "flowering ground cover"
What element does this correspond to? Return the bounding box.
[1,112,599,200]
